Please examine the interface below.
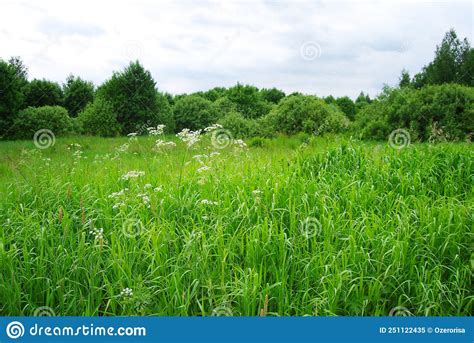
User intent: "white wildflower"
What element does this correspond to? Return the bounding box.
[204,124,223,132]
[89,228,104,241]
[200,199,219,205]
[120,288,133,297]
[117,143,129,153]
[233,139,247,149]
[197,165,211,173]
[147,125,166,136]
[121,170,145,181]
[176,129,202,147]
[108,188,129,198]
[155,139,176,149]
[144,183,153,189]
[137,193,151,207]
[154,186,163,192]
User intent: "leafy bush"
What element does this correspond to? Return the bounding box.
[227,83,273,118]
[260,88,286,104]
[155,92,175,133]
[335,96,356,120]
[355,84,474,141]
[247,136,268,148]
[210,97,237,121]
[12,106,74,139]
[266,95,348,135]
[218,111,257,138]
[23,79,63,108]
[172,95,215,131]
[78,97,120,137]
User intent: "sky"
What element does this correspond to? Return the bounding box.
[0,0,472,98]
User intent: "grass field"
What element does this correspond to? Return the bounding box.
[0,133,472,316]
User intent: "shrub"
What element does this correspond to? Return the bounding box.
[12,106,74,139]
[260,88,286,104]
[335,96,356,120]
[210,97,237,121]
[23,79,63,108]
[218,111,258,138]
[355,84,474,141]
[155,92,175,133]
[78,97,120,137]
[266,95,348,135]
[172,95,215,131]
[227,83,273,118]
[247,136,268,148]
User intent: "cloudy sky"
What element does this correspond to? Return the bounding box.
[0,0,472,98]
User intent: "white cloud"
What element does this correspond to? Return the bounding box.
[0,0,472,98]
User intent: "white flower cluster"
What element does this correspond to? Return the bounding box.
[204,124,223,132]
[137,193,151,208]
[177,129,202,147]
[233,139,247,149]
[147,125,166,136]
[117,143,129,153]
[108,188,129,198]
[121,170,145,181]
[200,199,219,206]
[197,165,211,173]
[120,288,133,297]
[89,227,104,241]
[67,143,82,150]
[155,139,177,149]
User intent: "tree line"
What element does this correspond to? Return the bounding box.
[0,29,472,142]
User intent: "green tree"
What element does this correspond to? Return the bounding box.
[63,75,94,117]
[335,96,356,120]
[23,79,63,108]
[97,61,159,134]
[324,95,336,104]
[399,69,411,88]
[210,96,237,121]
[413,29,473,87]
[227,83,272,119]
[8,56,28,87]
[0,59,24,137]
[260,87,286,104]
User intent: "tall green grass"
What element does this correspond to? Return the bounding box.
[0,135,472,316]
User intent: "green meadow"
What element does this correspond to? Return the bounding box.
[0,134,472,316]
